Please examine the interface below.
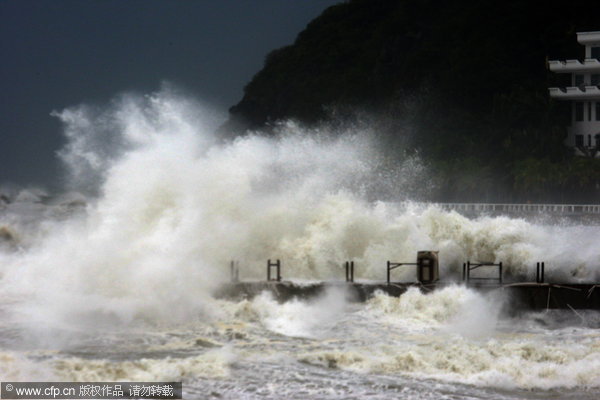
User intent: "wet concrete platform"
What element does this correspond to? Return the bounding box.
[214,281,600,311]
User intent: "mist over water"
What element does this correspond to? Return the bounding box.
[2,88,433,328]
[1,88,599,398]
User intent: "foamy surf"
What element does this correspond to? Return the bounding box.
[299,287,600,391]
[1,88,599,398]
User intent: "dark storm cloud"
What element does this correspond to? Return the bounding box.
[0,0,339,187]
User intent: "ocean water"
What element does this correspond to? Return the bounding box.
[1,88,599,399]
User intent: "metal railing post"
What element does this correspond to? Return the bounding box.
[277,259,281,282]
[499,262,503,284]
[466,261,470,283]
[230,260,239,283]
[536,262,546,283]
[387,261,390,285]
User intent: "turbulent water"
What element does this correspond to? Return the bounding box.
[1,89,599,399]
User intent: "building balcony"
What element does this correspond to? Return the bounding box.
[577,31,600,45]
[548,58,600,73]
[548,85,600,100]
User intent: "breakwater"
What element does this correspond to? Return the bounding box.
[216,257,600,311]
[214,281,600,311]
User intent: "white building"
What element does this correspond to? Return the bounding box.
[548,31,600,157]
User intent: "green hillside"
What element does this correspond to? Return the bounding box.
[223,0,600,202]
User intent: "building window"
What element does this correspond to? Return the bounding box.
[589,135,592,147]
[589,102,593,121]
[576,135,584,147]
[592,47,600,59]
[575,102,584,121]
[596,102,600,121]
[574,74,584,87]
[592,74,600,86]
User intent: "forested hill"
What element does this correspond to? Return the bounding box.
[223,0,600,202]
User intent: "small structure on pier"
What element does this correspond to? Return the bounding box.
[548,31,600,157]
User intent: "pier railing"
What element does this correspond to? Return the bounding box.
[345,261,355,283]
[428,203,600,215]
[463,261,503,285]
[217,258,599,310]
[267,259,281,282]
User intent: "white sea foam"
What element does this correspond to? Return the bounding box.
[0,351,55,381]
[0,89,599,395]
[50,348,237,381]
[0,88,425,333]
[364,285,502,337]
[0,348,236,382]
[299,334,600,390]
[229,287,349,338]
[301,288,600,390]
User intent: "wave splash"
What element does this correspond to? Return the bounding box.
[0,88,598,334]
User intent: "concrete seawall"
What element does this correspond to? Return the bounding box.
[214,281,600,311]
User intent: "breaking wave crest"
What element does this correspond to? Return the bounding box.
[0,88,598,335]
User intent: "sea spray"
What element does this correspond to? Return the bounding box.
[363,285,502,336]
[244,286,349,338]
[0,88,599,334]
[1,89,429,334]
[1,89,600,397]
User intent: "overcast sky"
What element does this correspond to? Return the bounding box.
[0,0,339,188]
